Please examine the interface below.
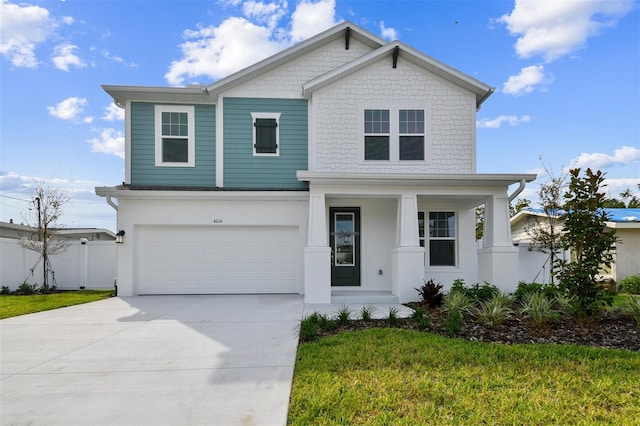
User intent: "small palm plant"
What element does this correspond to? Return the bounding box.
[625,294,640,326]
[519,291,558,329]
[443,289,472,336]
[335,304,352,326]
[474,292,513,328]
[360,305,377,321]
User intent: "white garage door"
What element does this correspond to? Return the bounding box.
[137,225,299,294]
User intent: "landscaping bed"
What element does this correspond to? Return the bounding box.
[306,307,640,352]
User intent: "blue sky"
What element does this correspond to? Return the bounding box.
[1,0,639,231]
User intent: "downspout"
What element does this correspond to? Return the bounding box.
[508,179,527,202]
[105,195,118,212]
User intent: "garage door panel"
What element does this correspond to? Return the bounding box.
[137,225,299,294]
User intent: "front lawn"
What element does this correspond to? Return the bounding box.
[0,290,114,319]
[289,328,640,425]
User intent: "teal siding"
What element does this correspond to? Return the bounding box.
[130,103,216,187]
[224,98,308,189]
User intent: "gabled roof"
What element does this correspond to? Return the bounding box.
[103,21,495,108]
[205,21,386,95]
[302,40,494,109]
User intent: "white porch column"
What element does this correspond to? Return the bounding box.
[392,194,425,303]
[478,194,519,293]
[304,189,331,303]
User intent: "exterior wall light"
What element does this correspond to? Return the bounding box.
[115,230,125,244]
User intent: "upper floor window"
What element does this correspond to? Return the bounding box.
[252,112,281,156]
[155,105,195,167]
[364,108,425,161]
[364,109,390,160]
[399,109,424,161]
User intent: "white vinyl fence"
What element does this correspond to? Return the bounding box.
[0,237,116,291]
[516,242,569,285]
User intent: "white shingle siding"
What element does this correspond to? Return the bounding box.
[310,57,477,173]
[225,38,374,98]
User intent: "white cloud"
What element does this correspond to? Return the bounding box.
[379,21,398,41]
[243,0,288,29]
[569,146,640,170]
[0,0,56,68]
[102,103,124,121]
[165,0,337,86]
[165,17,286,86]
[290,0,337,42]
[52,43,86,71]
[498,0,634,62]
[88,128,125,159]
[101,49,123,63]
[47,97,88,120]
[502,65,550,96]
[477,114,531,129]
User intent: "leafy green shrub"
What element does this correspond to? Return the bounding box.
[519,291,559,328]
[316,312,335,332]
[415,279,444,308]
[17,282,39,295]
[474,293,513,328]
[298,314,320,342]
[360,305,376,321]
[513,281,560,301]
[1,286,10,295]
[620,274,640,295]
[335,304,352,326]
[555,168,617,320]
[410,307,430,330]
[298,312,335,342]
[451,279,499,303]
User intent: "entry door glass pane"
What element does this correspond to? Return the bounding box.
[335,213,355,266]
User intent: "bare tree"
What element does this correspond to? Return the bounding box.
[525,165,567,284]
[19,185,70,292]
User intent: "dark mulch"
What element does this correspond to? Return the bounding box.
[311,308,640,352]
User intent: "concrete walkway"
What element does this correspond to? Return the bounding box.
[1,295,304,426]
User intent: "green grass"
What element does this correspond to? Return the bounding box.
[0,290,114,319]
[289,329,640,425]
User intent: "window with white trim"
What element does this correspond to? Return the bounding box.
[399,109,424,160]
[252,112,281,156]
[363,108,425,161]
[155,105,195,167]
[364,109,390,160]
[428,211,456,266]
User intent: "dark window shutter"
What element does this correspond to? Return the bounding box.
[254,118,278,153]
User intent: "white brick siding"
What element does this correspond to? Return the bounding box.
[310,57,477,173]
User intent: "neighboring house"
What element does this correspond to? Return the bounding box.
[0,221,116,241]
[511,207,640,283]
[96,21,535,303]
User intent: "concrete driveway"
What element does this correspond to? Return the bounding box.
[0,295,304,426]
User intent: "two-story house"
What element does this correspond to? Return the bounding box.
[96,21,535,303]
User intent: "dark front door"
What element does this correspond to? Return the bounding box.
[330,207,360,287]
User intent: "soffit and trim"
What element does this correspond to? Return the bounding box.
[297,171,535,187]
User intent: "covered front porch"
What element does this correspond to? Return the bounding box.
[297,171,535,304]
